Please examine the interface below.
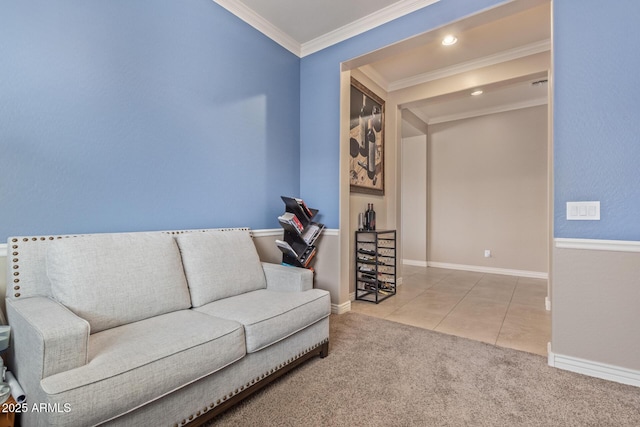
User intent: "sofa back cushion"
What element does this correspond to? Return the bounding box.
[46,233,192,333]
[175,230,266,307]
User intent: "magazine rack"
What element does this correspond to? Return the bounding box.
[276,196,324,268]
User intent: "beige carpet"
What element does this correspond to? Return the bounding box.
[210,312,640,426]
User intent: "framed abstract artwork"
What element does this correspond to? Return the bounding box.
[349,78,384,195]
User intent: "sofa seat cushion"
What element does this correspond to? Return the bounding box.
[195,289,330,353]
[176,230,267,307]
[46,232,192,333]
[40,310,245,425]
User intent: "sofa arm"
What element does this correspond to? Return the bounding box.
[6,297,90,380]
[262,262,313,292]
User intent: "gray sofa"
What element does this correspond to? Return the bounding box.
[5,228,330,426]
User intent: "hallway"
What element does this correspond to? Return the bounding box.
[351,266,551,356]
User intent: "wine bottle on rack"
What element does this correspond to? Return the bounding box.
[364,204,370,230]
[368,204,376,230]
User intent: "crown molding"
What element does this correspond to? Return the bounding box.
[388,39,551,91]
[214,0,440,58]
[213,0,301,56]
[427,97,548,125]
[401,109,429,134]
[358,65,390,91]
[301,0,440,57]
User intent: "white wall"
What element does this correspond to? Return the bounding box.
[401,135,427,265]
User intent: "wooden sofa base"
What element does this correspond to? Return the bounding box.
[184,339,329,426]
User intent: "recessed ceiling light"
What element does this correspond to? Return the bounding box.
[471,89,483,96]
[441,35,457,46]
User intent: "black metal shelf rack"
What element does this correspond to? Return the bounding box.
[355,229,396,303]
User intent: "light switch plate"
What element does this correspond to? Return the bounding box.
[566,201,600,220]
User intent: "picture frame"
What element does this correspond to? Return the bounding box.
[349,77,385,195]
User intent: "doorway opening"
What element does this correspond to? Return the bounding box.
[339,0,552,354]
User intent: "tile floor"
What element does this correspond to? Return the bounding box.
[351,265,551,356]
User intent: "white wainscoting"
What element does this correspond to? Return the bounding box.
[551,237,640,388]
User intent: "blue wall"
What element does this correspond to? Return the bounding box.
[553,0,640,240]
[5,0,636,242]
[0,0,300,240]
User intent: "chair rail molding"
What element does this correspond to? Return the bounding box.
[555,238,640,253]
[0,229,339,258]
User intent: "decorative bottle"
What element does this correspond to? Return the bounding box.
[364,204,370,230]
[370,204,376,231]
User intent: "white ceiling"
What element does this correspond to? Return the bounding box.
[215,0,551,133]
[365,1,551,131]
[234,0,406,44]
[214,0,440,56]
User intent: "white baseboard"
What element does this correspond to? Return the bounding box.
[427,261,548,279]
[332,300,351,314]
[548,343,640,388]
[403,259,428,267]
